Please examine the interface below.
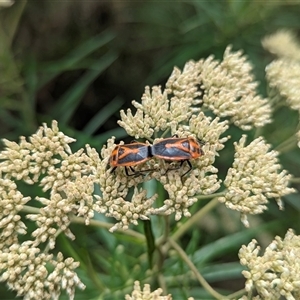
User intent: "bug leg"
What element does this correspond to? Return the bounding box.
[181,160,192,177]
[125,167,130,176]
[124,166,139,176]
[163,160,192,177]
[110,167,117,173]
[163,161,184,175]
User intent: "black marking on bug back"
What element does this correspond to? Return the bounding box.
[152,139,190,160]
[118,144,151,165]
[111,153,118,162]
[197,146,204,156]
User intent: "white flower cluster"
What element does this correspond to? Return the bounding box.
[266,59,300,111]
[91,137,157,232]
[0,121,96,247]
[263,30,300,148]
[199,46,272,130]
[0,0,14,8]
[98,113,229,231]
[125,281,174,300]
[115,45,273,227]
[149,113,229,220]
[0,242,84,300]
[103,45,295,230]
[218,135,295,227]
[0,121,75,184]
[262,29,300,61]
[239,229,300,300]
[119,46,271,136]
[0,178,29,247]
[0,121,89,298]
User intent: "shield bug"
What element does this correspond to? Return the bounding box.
[109,142,152,176]
[151,136,204,177]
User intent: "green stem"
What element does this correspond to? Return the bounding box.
[196,191,226,200]
[275,135,297,153]
[157,273,168,295]
[143,219,155,268]
[290,177,300,183]
[254,126,263,139]
[44,228,63,253]
[168,238,228,300]
[21,205,145,241]
[160,128,171,138]
[162,215,170,244]
[226,288,246,299]
[3,0,27,46]
[172,196,223,242]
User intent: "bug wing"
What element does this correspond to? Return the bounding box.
[152,140,191,161]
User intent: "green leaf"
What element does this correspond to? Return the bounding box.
[38,30,116,86]
[83,96,124,135]
[201,262,244,281]
[50,51,118,124]
[193,222,279,265]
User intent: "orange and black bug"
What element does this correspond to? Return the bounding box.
[110,142,152,176]
[151,136,204,177]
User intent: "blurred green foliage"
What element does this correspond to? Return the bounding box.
[1,1,300,299]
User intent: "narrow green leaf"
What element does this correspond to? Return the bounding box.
[93,127,128,144]
[193,221,280,265]
[143,220,155,268]
[41,30,115,73]
[37,30,116,89]
[83,96,124,135]
[50,51,118,124]
[201,262,244,281]
[23,56,38,108]
[0,0,27,47]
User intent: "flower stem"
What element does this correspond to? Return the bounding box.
[226,288,246,299]
[168,237,228,300]
[290,177,300,183]
[21,205,145,241]
[143,219,155,268]
[275,135,297,153]
[172,196,222,242]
